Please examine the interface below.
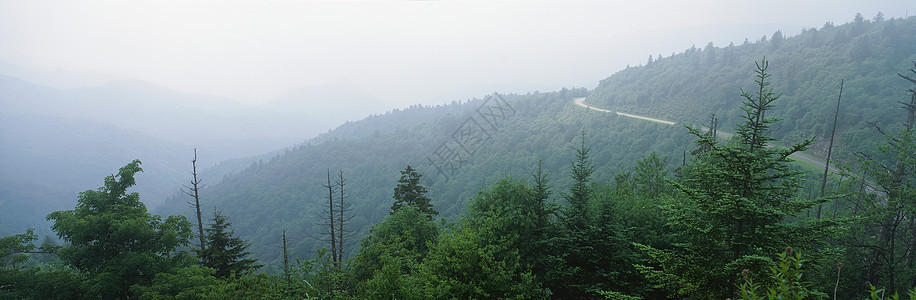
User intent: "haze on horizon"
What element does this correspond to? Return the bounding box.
[1,0,914,110]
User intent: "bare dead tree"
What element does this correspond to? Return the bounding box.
[818,80,844,219]
[183,149,206,251]
[335,170,356,264]
[317,169,338,267]
[282,230,290,285]
[711,113,718,140]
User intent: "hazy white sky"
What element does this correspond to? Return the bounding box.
[1,0,913,108]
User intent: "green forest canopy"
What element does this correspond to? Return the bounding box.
[3,13,915,300]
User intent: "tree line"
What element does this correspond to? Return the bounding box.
[2,57,915,299]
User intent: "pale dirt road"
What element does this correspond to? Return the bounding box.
[572,97,846,177]
[573,97,675,125]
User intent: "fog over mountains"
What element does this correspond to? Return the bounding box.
[0,71,391,237]
[2,1,916,298]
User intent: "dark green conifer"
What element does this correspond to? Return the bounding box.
[196,212,261,278]
[391,165,438,217]
[638,58,821,299]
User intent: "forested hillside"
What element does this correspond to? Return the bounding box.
[589,14,916,161]
[155,14,916,274]
[155,88,696,271]
[3,14,915,299]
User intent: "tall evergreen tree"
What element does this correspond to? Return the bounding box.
[391,165,437,217]
[195,211,261,279]
[531,159,552,231]
[564,130,595,231]
[637,58,822,299]
[552,130,637,298]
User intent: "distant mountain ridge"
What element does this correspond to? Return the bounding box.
[0,74,378,237]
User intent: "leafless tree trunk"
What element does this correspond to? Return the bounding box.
[320,169,338,266]
[183,149,206,251]
[335,170,354,265]
[282,230,290,285]
[818,80,843,219]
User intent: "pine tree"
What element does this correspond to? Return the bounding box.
[637,58,821,299]
[564,130,594,231]
[553,130,602,298]
[391,165,437,217]
[531,159,552,232]
[196,211,261,278]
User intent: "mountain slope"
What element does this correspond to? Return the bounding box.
[153,16,916,272]
[155,89,698,271]
[588,16,916,161]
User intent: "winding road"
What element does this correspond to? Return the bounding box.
[573,97,847,178]
[574,97,675,125]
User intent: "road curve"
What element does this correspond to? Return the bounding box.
[574,97,676,125]
[572,96,849,178]
[573,97,885,195]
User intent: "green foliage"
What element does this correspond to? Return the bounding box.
[391,165,438,217]
[361,255,423,300]
[154,86,695,270]
[865,285,916,300]
[632,152,674,198]
[350,205,439,295]
[415,215,541,299]
[101,16,914,299]
[195,211,262,279]
[356,178,547,298]
[45,160,194,298]
[833,63,916,296]
[738,247,825,300]
[549,140,647,298]
[307,248,352,298]
[638,59,825,299]
[847,126,916,293]
[130,265,221,300]
[193,272,315,300]
[611,153,675,251]
[466,178,542,271]
[590,16,916,165]
[563,130,596,231]
[0,267,84,299]
[0,228,37,268]
[0,230,82,299]
[133,256,320,300]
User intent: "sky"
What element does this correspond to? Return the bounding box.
[1,0,914,109]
